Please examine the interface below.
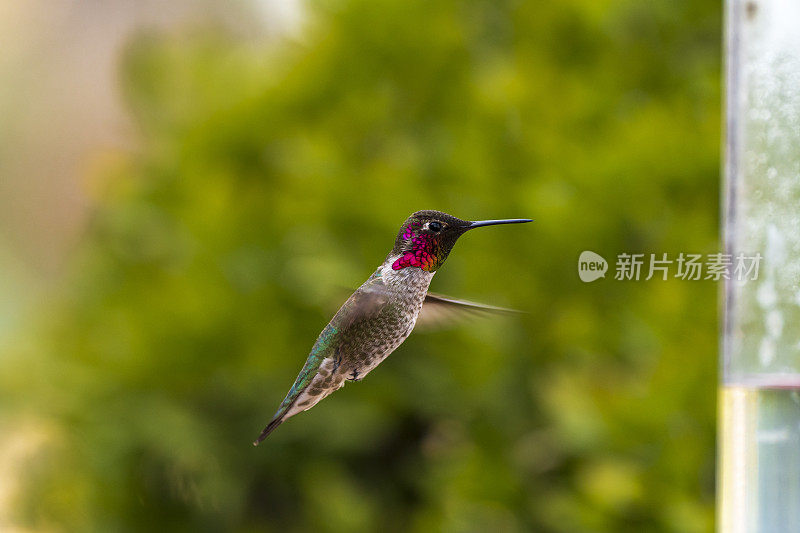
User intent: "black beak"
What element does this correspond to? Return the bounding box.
[466,218,533,230]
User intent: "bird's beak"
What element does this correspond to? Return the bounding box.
[466,218,533,230]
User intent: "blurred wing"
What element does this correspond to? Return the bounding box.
[254,276,392,446]
[415,292,523,330]
[334,276,392,330]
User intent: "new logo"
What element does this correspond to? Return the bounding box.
[578,251,608,282]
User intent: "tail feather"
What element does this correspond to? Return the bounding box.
[253,351,336,446]
[253,413,287,446]
[253,389,304,446]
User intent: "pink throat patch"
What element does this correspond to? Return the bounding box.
[392,250,435,270]
[392,230,437,271]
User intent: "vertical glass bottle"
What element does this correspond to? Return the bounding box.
[719,0,800,531]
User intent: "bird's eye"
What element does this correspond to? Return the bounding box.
[428,221,443,232]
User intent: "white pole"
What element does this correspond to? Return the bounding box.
[720,0,800,531]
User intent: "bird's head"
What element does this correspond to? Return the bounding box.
[389,210,531,272]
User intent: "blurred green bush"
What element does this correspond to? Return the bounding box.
[2,0,720,531]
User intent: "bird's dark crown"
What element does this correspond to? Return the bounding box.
[388,210,532,272]
[389,210,471,272]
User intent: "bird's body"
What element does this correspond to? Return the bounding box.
[254,210,530,445]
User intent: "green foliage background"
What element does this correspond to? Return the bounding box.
[3,0,720,531]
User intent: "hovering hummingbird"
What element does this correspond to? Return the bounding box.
[254,210,531,445]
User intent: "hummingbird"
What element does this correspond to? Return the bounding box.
[254,210,531,445]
